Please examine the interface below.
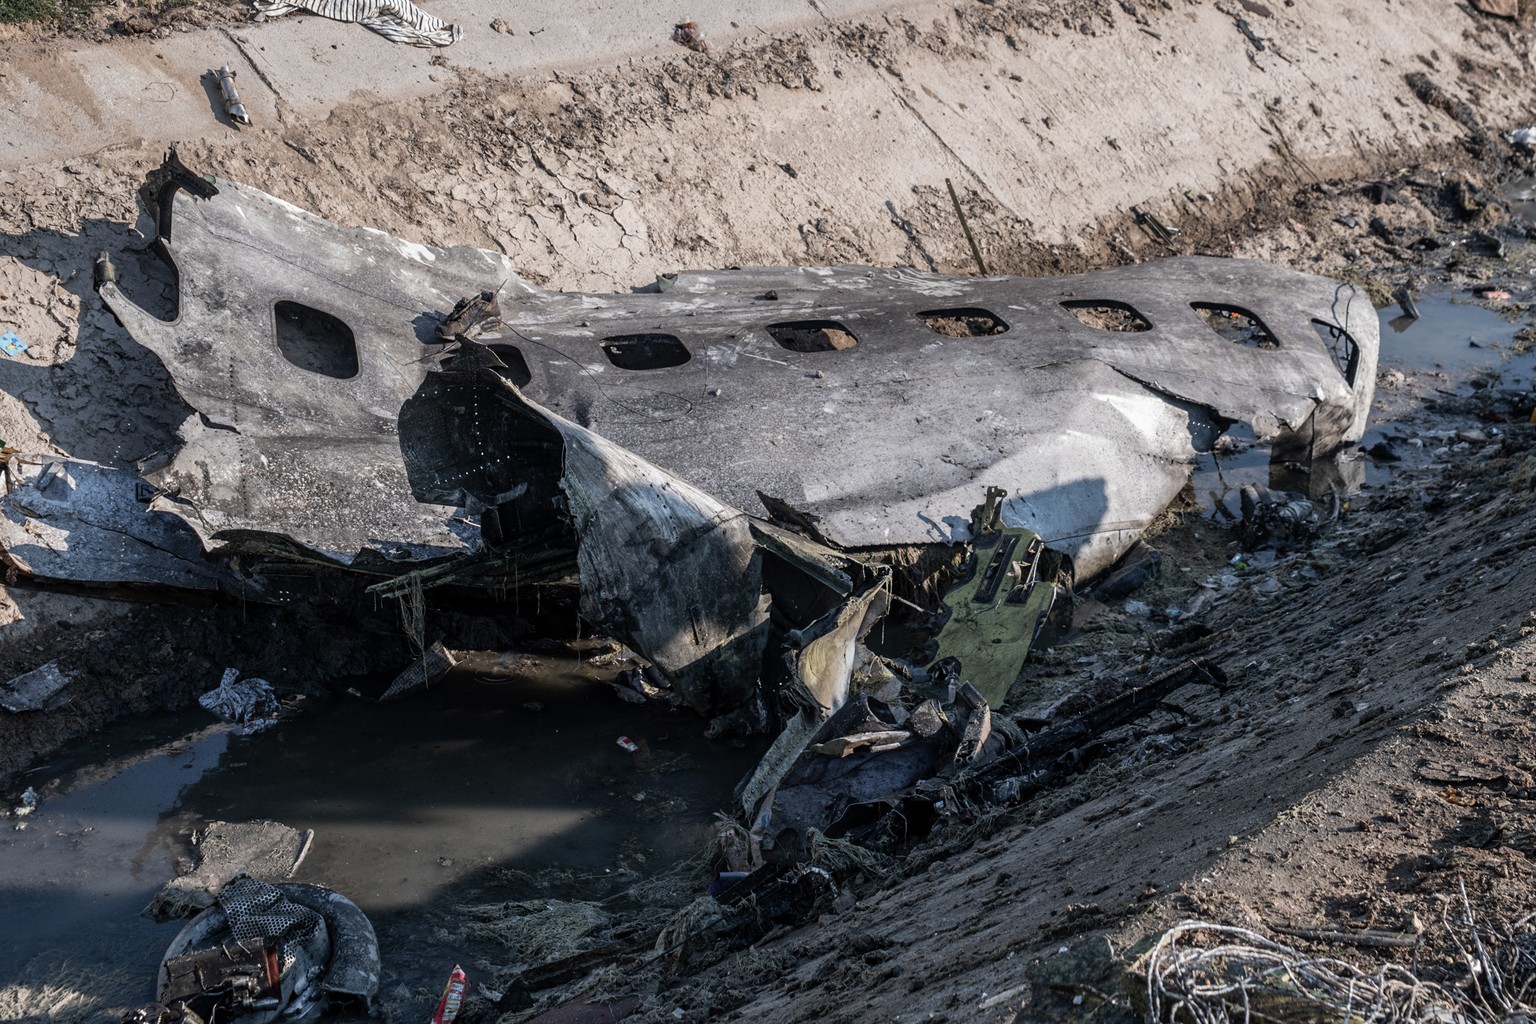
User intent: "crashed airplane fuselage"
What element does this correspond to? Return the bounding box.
[1,153,1379,730]
[92,154,1375,574]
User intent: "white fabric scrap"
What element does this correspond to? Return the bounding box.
[199,668,279,728]
[252,0,462,47]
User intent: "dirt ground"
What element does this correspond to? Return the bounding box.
[4,0,1536,1020]
[0,0,242,38]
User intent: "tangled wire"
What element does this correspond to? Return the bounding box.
[1146,922,1456,1024]
[1147,883,1535,1024]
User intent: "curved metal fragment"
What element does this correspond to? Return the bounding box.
[98,162,522,564]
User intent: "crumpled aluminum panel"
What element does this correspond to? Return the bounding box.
[399,366,771,714]
[0,456,233,590]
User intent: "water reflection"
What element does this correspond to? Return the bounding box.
[0,650,765,1008]
[1385,291,1532,373]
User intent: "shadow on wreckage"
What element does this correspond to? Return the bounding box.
[0,150,1378,875]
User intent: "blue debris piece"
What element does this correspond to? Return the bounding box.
[0,332,27,357]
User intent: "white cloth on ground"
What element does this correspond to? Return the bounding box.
[252,0,462,47]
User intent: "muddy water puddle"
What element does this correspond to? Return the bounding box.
[1500,175,1536,225]
[0,653,764,1006]
[0,715,230,994]
[1383,291,1533,374]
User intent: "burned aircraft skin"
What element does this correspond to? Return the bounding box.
[0,456,237,592]
[398,351,774,717]
[35,152,1379,735]
[90,152,1377,587]
[96,151,515,566]
[513,261,1375,579]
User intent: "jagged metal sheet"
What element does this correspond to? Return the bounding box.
[97,160,1377,579]
[0,660,75,713]
[0,456,233,590]
[97,169,520,564]
[399,364,771,714]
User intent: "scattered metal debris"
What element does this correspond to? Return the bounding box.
[1234,16,1266,50]
[0,661,75,713]
[672,21,709,53]
[129,877,380,1024]
[1140,897,1530,1024]
[1089,540,1161,601]
[1131,204,1179,246]
[972,659,1228,806]
[1240,482,1330,549]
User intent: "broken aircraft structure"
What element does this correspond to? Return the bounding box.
[0,152,1379,852]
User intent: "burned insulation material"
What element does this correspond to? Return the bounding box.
[93,152,1378,583]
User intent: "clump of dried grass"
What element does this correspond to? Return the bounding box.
[806,828,894,879]
[0,959,137,1024]
[460,899,610,964]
